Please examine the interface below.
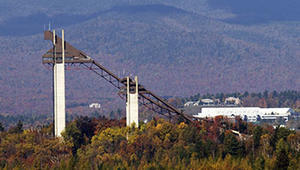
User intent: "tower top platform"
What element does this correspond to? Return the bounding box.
[43,30,93,64]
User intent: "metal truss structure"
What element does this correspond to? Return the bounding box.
[42,30,193,123]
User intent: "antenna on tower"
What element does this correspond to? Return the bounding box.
[48,21,51,30]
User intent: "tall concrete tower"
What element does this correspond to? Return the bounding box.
[126,76,139,127]
[43,30,93,137]
[53,30,66,137]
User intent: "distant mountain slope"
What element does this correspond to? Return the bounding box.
[209,0,300,24]
[2,0,299,26]
[0,3,299,116]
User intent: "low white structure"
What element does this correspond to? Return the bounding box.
[225,97,241,105]
[89,103,101,109]
[193,107,294,122]
[184,99,216,107]
[184,101,194,107]
[193,101,201,106]
[201,99,214,105]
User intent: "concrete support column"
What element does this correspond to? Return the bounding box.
[126,76,139,127]
[53,30,66,137]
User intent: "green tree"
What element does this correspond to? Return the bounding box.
[62,116,97,155]
[253,126,263,148]
[243,91,249,97]
[0,122,4,132]
[62,122,83,155]
[254,156,265,170]
[260,134,272,157]
[8,120,23,133]
[223,133,242,157]
[263,90,269,98]
[75,116,96,141]
[272,90,278,97]
[275,138,289,170]
[277,127,292,141]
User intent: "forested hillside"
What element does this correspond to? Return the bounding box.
[0,0,299,117]
[185,90,300,109]
[1,90,299,129]
[0,117,299,169]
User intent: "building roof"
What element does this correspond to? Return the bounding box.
[194,107,293,119]
[225,97,240,101]
[201,99,214,103]
[260,108,292,114]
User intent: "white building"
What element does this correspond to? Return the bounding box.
[89,103,101,109]
[193,101,201,106]
[184,101,194,107]
[193,107,294,122]
[225,97,241,105]
[201,99,214,105]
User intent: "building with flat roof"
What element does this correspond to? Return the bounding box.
[193,107,294,122]
[89,103,101,109]
[225,97,241,105]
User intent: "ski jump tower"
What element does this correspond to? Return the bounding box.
[126,76,139,127]
[43,30,93,137]
[53,30,66,137]
[42,30,193,137]
[52,30,66,137]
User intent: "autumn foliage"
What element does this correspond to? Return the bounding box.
[0,116,299,169]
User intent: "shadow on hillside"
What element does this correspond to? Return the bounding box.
[0,4,188,37]
[208,0,300,25]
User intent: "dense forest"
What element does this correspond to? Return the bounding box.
[0,116,299,169]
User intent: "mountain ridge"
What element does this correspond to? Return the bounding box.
[0,2,299,116]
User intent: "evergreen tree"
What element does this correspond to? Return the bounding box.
[276,127,292,141]
[253,126,263,148]
[254,156,265,170]
[272,90,278,97]
[243,91,249,97]
[62,122,83,155]
[0,122,4,132]
[8,120,23,133]
[16,120,23,132]
[75,116,96,141]
[263,90,269,98]
[275,139,289,170]
[223,133,241,157]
